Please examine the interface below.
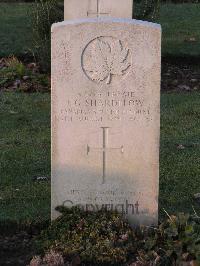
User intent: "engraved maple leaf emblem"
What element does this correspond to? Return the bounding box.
[83,37,131,84]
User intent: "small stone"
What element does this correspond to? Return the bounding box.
[33,176,49,181]
[178,85,191,91]
[194,193,200,199]
[23,76,30,81]
[9,110,18,114]
[189,37,196,42]
[191,79,197,83]
[177,144,185,150]
[27,63,36,69]
[184,37,196,42]
[163,73,171,76]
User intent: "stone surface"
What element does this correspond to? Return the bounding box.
[51,18,161,226]
[64,0,133,20]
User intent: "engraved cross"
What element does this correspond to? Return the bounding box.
[87,0,110,18]
[87,127,124,184]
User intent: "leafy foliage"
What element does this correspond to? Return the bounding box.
[134,0,160,21]
[30,251,65,266]
[30,0,63,72]
[0,56,50,92]
[0,57,25,87]
[33,206,200,265]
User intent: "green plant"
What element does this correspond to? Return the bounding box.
[134,0,160,21]
[6,56,26,78]
[30,0,63,72]
[33,206,200,265]
[35,207,132,265]
[0,57,50,92]
[0,57,27,87]
[30,251,64,266]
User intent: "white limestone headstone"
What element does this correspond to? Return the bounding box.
[64,0,133,20]
[51,18,161,226]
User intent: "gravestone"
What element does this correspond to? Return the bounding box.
[64,0,133,20]
[52,18,161,225]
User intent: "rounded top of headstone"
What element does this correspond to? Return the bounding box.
[52,18,161,32]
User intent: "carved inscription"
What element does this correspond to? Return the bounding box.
[87,0,110,18]
[87,127,124,184]
[82,37,131,84]
[55,90,151,123]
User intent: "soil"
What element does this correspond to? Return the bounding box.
[0,55,200,93]
[0,231,36,266]
[161,57,200,92]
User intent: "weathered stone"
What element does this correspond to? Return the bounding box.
[51,18,161,226]
[64,0,133,20]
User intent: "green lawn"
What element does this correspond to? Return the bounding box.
[160,92,200,216]
[0,92,199,225]
[159,3,200,56]
[0,93,51,225]
[0,3,200,57]
[0,3,33,57]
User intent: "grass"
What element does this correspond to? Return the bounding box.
[0,3,200,57]
[0,3,33,58]
[0,92,51,225]
[160,91,200,217]
[0,91,199,225]
[159,3,200,56]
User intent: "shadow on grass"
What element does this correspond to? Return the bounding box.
[162,54,200,67]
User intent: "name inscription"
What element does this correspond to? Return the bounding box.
[55,90,152,123]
